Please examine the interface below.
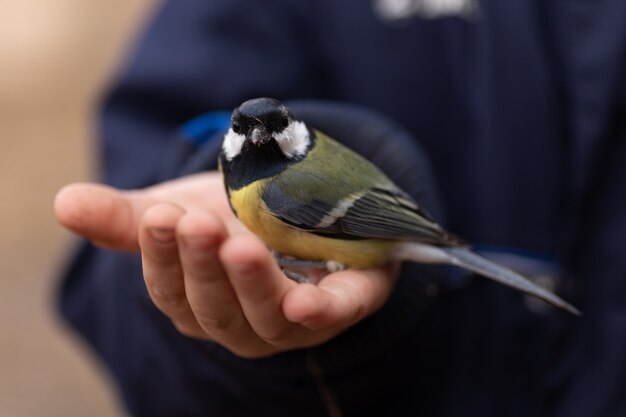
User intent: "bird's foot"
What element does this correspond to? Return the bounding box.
[273,252,346,284]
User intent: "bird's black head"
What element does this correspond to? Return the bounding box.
[231,97,291,145]
[220,98,314,189]
[221,97,312,162]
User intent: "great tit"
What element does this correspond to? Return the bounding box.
[218,97,580,316]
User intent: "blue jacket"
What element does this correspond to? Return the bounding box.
[59,1,626,416]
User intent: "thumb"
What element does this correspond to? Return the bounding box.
[54,183,156,251]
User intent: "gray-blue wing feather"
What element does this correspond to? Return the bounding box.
[262,180,464,246]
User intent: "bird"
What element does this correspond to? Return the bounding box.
[218,97,581,316]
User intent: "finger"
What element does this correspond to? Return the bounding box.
[177,211,274,355]
[54,182,156,251]
[219,236,299,345]
[54,174,240,251]
[139,203,205,338]
[282,265,397,331]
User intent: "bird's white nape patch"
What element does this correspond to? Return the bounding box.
[272,120,310,158]
[222,128,246,160]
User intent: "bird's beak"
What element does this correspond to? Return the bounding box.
[249,126,269,145]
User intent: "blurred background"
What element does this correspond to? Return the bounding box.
[0,1,156,415]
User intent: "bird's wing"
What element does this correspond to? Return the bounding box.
[262,177,464,246]
[330,186,465,245]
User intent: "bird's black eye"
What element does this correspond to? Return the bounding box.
[281,116,289,128]
[232,119,241,133]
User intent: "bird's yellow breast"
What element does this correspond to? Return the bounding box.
[228,180,396,268]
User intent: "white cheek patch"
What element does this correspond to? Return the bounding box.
[272,120,310,158]
[222,128,246,160]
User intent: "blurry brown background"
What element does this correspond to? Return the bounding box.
[0,1,156,416]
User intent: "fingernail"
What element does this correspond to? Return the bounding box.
[149,227,175,243]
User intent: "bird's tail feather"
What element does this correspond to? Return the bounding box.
[443,247,581,316]
[394,243,581,315]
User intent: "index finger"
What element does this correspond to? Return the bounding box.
[54,183,155,251]
[54,173,230,251]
